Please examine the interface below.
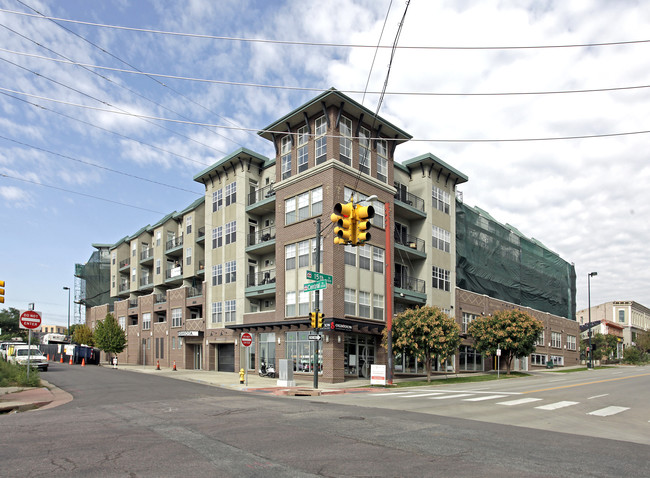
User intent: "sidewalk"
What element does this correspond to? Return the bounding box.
[0,380,72,413]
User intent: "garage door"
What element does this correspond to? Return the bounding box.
[217,343,235,372]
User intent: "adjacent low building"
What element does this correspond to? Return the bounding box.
[577,300,650,347]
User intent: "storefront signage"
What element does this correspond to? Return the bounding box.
[178,330,201,337]
[328,321,352,332]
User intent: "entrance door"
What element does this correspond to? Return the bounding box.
[217,343,235,372]
[193,344,202,370]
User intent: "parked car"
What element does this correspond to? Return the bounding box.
[8,345,48,371]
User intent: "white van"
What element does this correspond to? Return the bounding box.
[1,341,26,361]
[8,345,48,371]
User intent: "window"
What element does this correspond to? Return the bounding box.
[344,288,356,316]
[285,244,296,270]
[344,187,383,229]
[373,247,384,273]
[172,337,176,350]
[618,309,625,323]
[535,330,545,346]
[185,247,192,266]
[359,244,371,270]
[310,291,321,312]
[359,127,370,172]
[225,181,236,206]
[225,221,236,244]
[281,135,292,179]
[373,294,384,320]
[550,355,564,366]
[112,274,116,289]
[298,290,309,316]
[297,192,309,221]
[212,302,222,324]
[433,185,450,214]
[311,187,322,216]
[340,116,352,165]
[112,251,116,264]
[315,116,327,164]
[551,332,562,348]
[432,225,451,253]
[186,216,192,234]
[298,240,309,268]
[286,331,322,373]
[132,243,137,257]
[142,313,151,330]
[212,188,223,212]
[156,232,161,247]
[285,198,296,224]
[432,266,450,292]
[172,308,182,327]
[225,299,236,322]
[212,226,222,249]
[344,244,356,266]
[359,291,370,318]
[531,353,547,366]
[377,139,388,183]
[225,260,236,283]
[567,335,577,351]
[211,265,221,286]
[462,313,477,333]
[297,125,308,173]
[118,316,126,330]
[155,259,161,275]
[286,291,296,316]
[132,267,136,282]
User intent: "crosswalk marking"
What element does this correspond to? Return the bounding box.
[428,393,473,400]
[587,406,630,417]
[535,401,579,410]
[398,392,445,398]
[371,391,419,397]
[498,397,543,406]
[463,394,508,402]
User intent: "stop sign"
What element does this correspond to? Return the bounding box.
[241,333,252,347]
[19,310,42,329]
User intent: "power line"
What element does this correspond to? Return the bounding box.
[2,7,649,51]
[3,47,650,97]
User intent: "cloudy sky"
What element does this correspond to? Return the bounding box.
[1,0,648,327]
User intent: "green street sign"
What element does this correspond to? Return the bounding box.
[303,280,327,291]
[306,270,333,284]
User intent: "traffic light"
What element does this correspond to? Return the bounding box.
[317,312,324,329]
[0,280,4,304]
[310,311,317,329]
[331,202,356,245]
[355,205,375,244]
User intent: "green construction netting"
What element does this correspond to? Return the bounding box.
[75,248,112,309]
[456,200,576,320]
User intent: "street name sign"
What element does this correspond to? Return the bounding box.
[306,270,333,284]
[308,335,322,341]
[19,310,42,330]
[303,280,327,291]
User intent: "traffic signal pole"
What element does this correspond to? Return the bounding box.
[313,218,321,389]
[385,202,393,385]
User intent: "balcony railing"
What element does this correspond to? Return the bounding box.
[247,269,276,287]
[155,294,167,304]
[198,259,205,271]
[165,235,183,251]
[247,183,275,206]
[394,190,425,212]
[197,226,205,239]
[140,247,153,261]
[119,258,130,269]
[394,231,425,252]
[139,276,152,287]
[165,266,183,280]
[187,286,203,298]
[119,282,129,292]
[247,226,276,246]
[128,298,138,308]
[394,275,426,294]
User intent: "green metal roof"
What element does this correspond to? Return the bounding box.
[193,147,270,183]
[399,153,468,184]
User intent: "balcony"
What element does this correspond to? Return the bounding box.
[197,260,205,274]
[246,226,276,255]
[394,274,427,305]
[128,298,138,309]
[196,226,205,243]
[119,282,130,293]
[165,266,183,284]
[246,184,276,214]
[187,286,203,298]
[394,190,426,220]
[394,231,426,259]
[155,294,167,304]
[119,258,130,270]
[165,236,183,256]
[139,276,153,289]
[140,247,154,263]
[245,269,276,299]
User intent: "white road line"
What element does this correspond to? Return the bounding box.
[587,406,630,417]
[398,392,445,398]
[587,394,609,400]
[463,395,508,402]
[428,393,474,400]
[498,398,543,406]
[371,391,419,397]
[535,401,579,410]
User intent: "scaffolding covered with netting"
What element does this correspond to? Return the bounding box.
[74,244,113,324]
[456,200,576,320]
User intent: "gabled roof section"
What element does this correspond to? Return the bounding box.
[258,87,412,144]
[109,236,129,251]
[193,147,270,184]
[128,225,151,242]
[151,211,176,229]
[399,153,468,185]
[174,196,205,219]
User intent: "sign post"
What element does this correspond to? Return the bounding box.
[496,347,501,379]
[19,310,42,381]
[241,333,252,386]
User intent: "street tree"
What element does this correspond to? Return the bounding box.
[0,307,27,341]
[93,313,126,360]
[71,324,94,346]
[634,330,650,354]
[386,305,460,382]
[468,309,543,375]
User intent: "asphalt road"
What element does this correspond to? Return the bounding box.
[1,363,648,477]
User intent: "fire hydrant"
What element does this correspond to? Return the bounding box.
[239,368,245,384]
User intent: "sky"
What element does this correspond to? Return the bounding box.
[1,0,648,327]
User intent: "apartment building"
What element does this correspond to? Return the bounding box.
[86,88,576,382]
[577,300,650,347]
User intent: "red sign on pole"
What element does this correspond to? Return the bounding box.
[241,333,252,347]
[19,310,42,329]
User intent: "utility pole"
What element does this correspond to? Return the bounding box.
[385,202,393,385]
[313,218,321,389]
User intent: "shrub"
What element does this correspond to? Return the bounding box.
[623,347,646,364]
[0,359,41,387]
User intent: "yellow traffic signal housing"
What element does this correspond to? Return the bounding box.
[0,280,4,303]
[310,311,317,328]
[331,202,356,245]
[317,312,324,329]
[355,205,375,244]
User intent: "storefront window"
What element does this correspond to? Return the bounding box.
[459,345,483,371]
[259,333,276,371]
[244,334,255,371]
[286,331,322,373]
[344,334,376,378]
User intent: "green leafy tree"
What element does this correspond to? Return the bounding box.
[634,330,650,354]
[385,305,460,382]
[93,313,126,360]
[0,307,27,341]
[469,310,543,375]
[71,324,94,346]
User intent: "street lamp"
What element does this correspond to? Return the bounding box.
[63,286,71,337]
[587,272,597,369]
